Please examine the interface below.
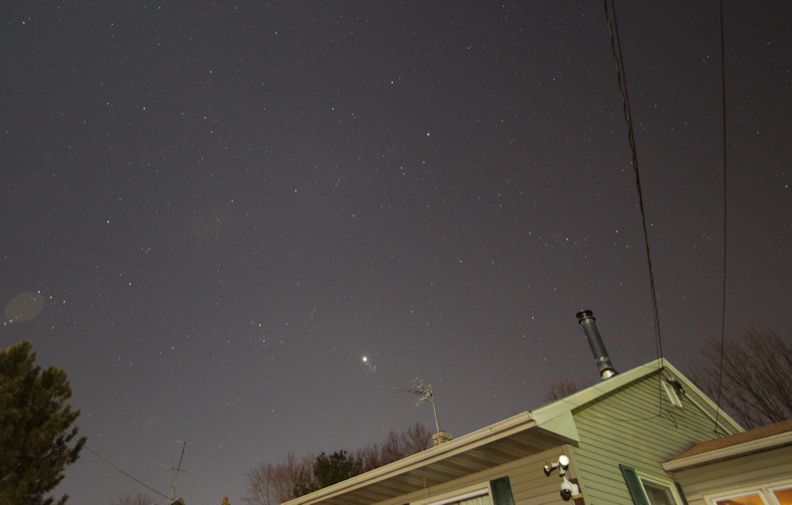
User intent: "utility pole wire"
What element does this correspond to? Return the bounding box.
[85,445,170,500]
[602,0,668,420]
[602,0,664,364]
[714,0,730,437]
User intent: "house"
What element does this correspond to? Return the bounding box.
[283,357,743,505]
[663,419,792,505]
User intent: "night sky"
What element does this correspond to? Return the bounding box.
[2,2,791,504]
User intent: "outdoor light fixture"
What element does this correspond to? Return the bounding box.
[543,454,580,502]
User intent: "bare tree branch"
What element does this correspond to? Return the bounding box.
[244,424,432,504]
[544,379,579,403]
[689,329,792,428]
[356,423,431,473]
[242,453,313,505]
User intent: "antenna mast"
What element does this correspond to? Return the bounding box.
[411,378,440,434]
[374,378,453,445]
[166,440,190,500]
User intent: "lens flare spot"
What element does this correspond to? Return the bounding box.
[5,292,46,323]
[361,355,376,372]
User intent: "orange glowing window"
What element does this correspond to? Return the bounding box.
[714,494,765,505]
[774,487,792,505]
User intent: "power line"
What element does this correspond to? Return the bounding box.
[714,0,729,436]
[602,0,664,363]
[85,445,171,500]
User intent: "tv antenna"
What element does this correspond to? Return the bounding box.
[374,378,448,441]
[155,440,191,501]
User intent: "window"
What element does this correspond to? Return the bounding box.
[620,465,685,505]
[714,493,766,505]
[710,482,792,505]
[439,493,491,505]
[773,487,792,505]
[421,488,492,505]
[642,479,680,505]
[662,379,683,408]
[414,477,515,505]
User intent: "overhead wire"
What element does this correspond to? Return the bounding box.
[713,0,729,436]
[602,0,668,418]
[85,445,171,500]
[602,0,664,361]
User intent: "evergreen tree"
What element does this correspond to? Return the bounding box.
[0,341,86,505]
[291,465,320,498]
[312,450,361,488]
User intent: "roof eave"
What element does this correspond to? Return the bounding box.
[663,430,792,471]
[285,411,574,505]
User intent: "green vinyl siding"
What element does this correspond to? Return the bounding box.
[571,371,735,505]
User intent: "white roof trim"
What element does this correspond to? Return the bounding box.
[663,430,792,471]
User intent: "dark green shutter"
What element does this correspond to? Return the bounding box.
[490,476,515,505]
[619,465,649,505]
[675,482,689,505]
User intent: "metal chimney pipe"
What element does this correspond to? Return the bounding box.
[576,310,617,379]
